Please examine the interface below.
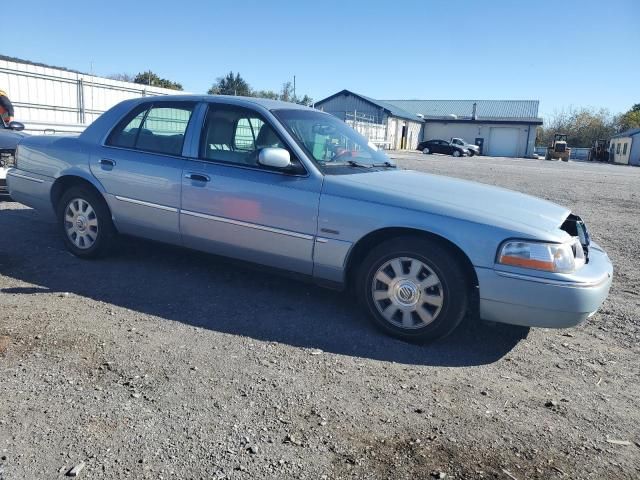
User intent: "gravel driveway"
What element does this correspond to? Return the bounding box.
[1,153,638,479]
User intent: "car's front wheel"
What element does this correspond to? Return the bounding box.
[57,186,115,259]
[468,150,475,157]
[452,150,461,157]
[356,236,469,342]
[422,147,430,154]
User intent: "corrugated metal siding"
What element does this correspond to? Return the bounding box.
[534,146,602,160]
[424,122,535,157]
[0,59,186,133]
[316,90,423,123]
[382,99,540,121]
[315,92,385,123]
[629,138,640,166]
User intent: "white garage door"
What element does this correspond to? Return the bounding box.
[489,128,519,157]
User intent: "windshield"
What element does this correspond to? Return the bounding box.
[273,109,394,168]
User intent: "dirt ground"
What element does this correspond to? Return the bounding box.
[1,153,639,479]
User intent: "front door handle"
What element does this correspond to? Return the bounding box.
[100,158,116,167]
[185,173,210,182]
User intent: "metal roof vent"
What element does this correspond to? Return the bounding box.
[471,102,478,120]
[448,114,457,120]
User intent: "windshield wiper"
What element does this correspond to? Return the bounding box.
[345,159,372,168]
[372,161,396,168]
[322,159,381,168]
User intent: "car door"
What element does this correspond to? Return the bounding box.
[91,101,196,244]
[431,140,443,154]
[442,140,454,155]
[180,102,322,275]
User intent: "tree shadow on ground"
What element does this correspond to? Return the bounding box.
[0,206,529,367]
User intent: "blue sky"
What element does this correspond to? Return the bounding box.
[5,0,639,118]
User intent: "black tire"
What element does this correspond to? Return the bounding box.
[355,236,470,342]
[452,150,461,157]
[422,147,430,154]
[468,150,475,157]
[57,185,115,259]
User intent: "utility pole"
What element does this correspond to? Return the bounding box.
[293,75,296,100]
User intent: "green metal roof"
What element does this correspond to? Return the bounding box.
[382,99,542,122]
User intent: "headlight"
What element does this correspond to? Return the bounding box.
[497,239,585,273]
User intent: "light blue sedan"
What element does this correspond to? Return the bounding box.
[7,95,612,341]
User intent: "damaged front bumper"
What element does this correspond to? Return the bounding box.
[0,150,16,193]
[476,241,613,328]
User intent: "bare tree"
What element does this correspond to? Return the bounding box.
[537,107,616,147]
[106,73,135,83]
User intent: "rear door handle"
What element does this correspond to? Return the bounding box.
[185,173,210,182]
[100,158,116,167]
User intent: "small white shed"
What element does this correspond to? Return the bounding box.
[609,128,640,166]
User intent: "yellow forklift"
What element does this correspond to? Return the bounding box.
[546,133,571,161]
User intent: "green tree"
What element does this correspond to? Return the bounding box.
[134,71,183,90]
[617,103,640,131]
[208,71,252,96]
[253,89,280,100]
[296,94,314,107]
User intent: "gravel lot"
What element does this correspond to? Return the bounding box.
[1,153,639,479]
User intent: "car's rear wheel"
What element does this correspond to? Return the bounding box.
[356,236,469,342]
[57,186,115,259]
[452,150,461,157]
[422,147,430,154]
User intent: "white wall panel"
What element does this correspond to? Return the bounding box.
[0,59,186,134]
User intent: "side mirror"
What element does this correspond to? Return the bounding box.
[258,147,291,169]
[8,121,25,132]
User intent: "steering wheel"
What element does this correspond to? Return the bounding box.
[331,147,352,162]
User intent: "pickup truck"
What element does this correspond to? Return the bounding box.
[451,138,480,156]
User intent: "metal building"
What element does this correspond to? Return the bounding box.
[0,57,182,134]
[383,99,543,157]
[314,90,424,150]
[609,128,640,166]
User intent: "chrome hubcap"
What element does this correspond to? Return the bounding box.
[371,256,444,329]
[64,198,99,249]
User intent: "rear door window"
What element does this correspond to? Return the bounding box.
[107,108,147,148]
[108,102,195,156]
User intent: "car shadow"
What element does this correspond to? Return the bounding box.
[0,206,529,367]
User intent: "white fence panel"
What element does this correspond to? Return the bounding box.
[0,59,187,134]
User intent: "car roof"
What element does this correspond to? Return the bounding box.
[128,94,313,112]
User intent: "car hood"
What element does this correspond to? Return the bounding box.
[324,169,571,235]
[0,129,29,150]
